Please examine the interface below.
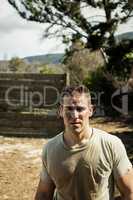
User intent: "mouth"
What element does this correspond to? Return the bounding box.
[70,122,81,125]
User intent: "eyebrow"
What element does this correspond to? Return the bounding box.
[65,106,86,111]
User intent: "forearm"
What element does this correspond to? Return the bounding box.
[115,193,133,200]
[117,193,133,200]
[123,192,133,200]
[34,192,53,200]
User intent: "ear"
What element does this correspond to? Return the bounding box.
[58,105,63,118]
[88,105,93,117]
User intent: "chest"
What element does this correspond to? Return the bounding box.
[47,146,112,188]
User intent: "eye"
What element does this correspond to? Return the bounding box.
[76,106,85,112]
[66,106,75,111]
[65,106,85,112]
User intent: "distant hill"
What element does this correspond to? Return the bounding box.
[17,32,133,64]
[0,53,65,73]
[24,53,64,64]
[116,31,133,43]
[0,31,133,68]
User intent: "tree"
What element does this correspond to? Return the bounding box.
[128,0,133,7]
[7,0,133,50]
[63,39,105,84]
[105,40,133,81]
[8,57,28,72]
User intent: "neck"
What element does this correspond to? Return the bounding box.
[64,127,92,147]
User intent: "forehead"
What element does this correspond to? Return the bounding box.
[62,92,89,106]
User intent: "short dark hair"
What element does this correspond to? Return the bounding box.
[60,85,91,105]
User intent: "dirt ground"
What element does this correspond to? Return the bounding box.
[0,137,47,200]
[0,118,133,200]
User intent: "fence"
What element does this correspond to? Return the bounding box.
[0,73,69,137]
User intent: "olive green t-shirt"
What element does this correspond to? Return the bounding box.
[40,128,132,200]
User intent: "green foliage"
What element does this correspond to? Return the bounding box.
[7,57,65,74]
[8,57,28,72]
[83,68,105,91]
[63,38,105,84]
[125,51,133,59]
[83,68,120,116]
[84,37,133,116]
[105,40,133,80]
[7,0,133,49]
[39,64,64,74]
[39,64,57,74]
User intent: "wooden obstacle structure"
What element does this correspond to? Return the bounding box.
[0,73,69,137]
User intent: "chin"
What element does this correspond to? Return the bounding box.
[72,128,82,134]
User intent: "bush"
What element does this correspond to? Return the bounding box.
[83,68,120,116]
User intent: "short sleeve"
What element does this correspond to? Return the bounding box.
[112,137,132,179]
[40,144,52,182]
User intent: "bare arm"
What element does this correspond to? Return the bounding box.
[117,168,133,200]
[34,172,55,200]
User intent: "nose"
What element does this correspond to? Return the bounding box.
[71,109,79,119]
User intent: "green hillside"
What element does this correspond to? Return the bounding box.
[24,53,64,64]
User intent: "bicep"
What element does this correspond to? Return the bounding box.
[35,171,55,200]
[116,168,133,198]
[112,138,132,178]
[111,138,133,199]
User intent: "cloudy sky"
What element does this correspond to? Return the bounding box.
[0,0,133,60]
[0,0,67,60]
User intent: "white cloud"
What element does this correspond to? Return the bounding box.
[0,0,66,60]
[117,18,133,34]
[0,29,66,59]
[0,0,44,32]
[0,13,43,34]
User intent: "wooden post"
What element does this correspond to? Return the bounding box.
[66,71,70,86]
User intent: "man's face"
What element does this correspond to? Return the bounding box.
[60,92,93,134]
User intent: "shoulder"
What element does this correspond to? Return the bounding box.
[92,128,131,168]
[93,127,121,143]
[42,132,63,157]
[92,128,124,153]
